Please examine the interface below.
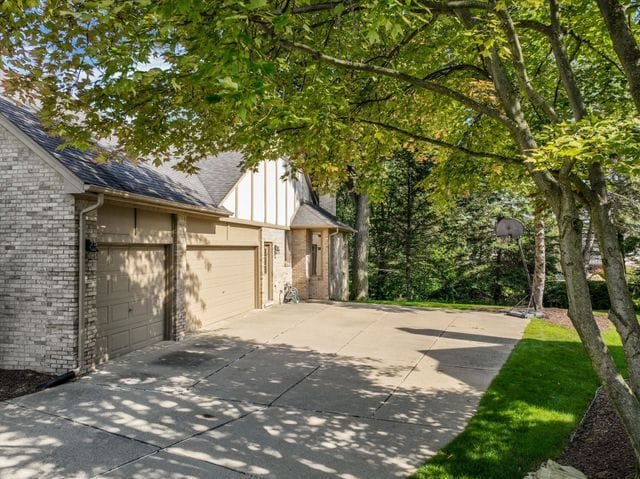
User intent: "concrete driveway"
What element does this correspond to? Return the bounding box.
[1,303,527,479]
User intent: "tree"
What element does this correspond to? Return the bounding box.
[367,149,437,301]
[596,0,640,112]
[3,0,640,464]
[532,198,547,311]
[352,192,370,301]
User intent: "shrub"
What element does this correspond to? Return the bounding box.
[545,278,640,311]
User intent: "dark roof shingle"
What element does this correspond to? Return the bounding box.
[194,152,246,205]
[0,96,233,212]
[291,202,355,232]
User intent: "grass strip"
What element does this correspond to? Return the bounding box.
[411,319,624,479]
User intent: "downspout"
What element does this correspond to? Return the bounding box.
[77,193,104,371]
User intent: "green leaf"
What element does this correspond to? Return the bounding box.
[218,76,239,91]
[247,0,267,10]
[205,93,223,103]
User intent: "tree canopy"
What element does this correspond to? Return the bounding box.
[4,0,640,465]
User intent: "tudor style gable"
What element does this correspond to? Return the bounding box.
[219,158,313,227]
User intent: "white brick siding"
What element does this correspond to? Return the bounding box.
[0,124,78,373]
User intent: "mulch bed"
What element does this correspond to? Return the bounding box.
[467,305,613,331]
[0,369,54,401]
[557,388,638,479]
[527,307,635,478]
[541,307,613,332]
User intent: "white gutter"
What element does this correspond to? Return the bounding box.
[77,193,104,371]
[85,185,231,218]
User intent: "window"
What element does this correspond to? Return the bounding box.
[311,232,322,277]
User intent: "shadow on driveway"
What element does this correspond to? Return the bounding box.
[1,303,527,478]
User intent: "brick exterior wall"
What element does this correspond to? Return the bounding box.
[308,229,330,299]
[0,124,78,373]
[261,227,291,305]
[171,214,187,340]
[291,228,331,300]
[79,201,98,373]
[292,229,309,300]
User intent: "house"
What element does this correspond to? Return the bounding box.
[0,95,354,374]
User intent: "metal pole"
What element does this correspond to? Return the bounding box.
[517,237,533,309]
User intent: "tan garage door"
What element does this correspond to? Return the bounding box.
[186,247,256,331]
[96,246,166,363]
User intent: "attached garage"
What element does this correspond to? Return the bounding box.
[185,247,257,331]
[96,245,167,363]
[93,205,259,365]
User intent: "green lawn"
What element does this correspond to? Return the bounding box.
[410,318,625,479]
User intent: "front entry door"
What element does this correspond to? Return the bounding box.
[263,242,274,303]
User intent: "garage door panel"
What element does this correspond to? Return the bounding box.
[97,245,166,363]
[186,247,256,331]
[131,324,163,346]
[109,273,130,294]
[128,301,146,318]
[96,274,109,296]
[109,330,131,354]
[97,306,108,327]
[192,280,254,292]
[110,249,127,268]
[110,302,130,324]
[197,285,255,301]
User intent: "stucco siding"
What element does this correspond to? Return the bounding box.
[221,159,311,229]
[187,218,260,247]
[97,204,173,244]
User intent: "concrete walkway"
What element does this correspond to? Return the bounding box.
[1,303,527,479]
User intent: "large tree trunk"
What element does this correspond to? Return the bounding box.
[582,218,595,271]
[352,193,370,301]
[589,163,640,400]
[487,42,640,466]
[532,203,546,311]
[554,187,640,467]
[596,0,640,112]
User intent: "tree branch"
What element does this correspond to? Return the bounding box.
[516,19,553,35]
[414,0,493,11]
[291,1,357,14]
[565,29,624,74]
[366,17,438,66]
[351,63,489,109]
[274,37,515,127]
[517,19,624,74]
[496,8,560,123]
[423,63,490,81]
[291,0,492,14]
[548,0,588,120]
[354,117,521,163]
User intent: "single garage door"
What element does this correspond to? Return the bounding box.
[96,245,166,363]
[186,247,256,331]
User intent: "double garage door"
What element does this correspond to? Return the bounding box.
[96,245,256,362]
[185,247,257,331]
